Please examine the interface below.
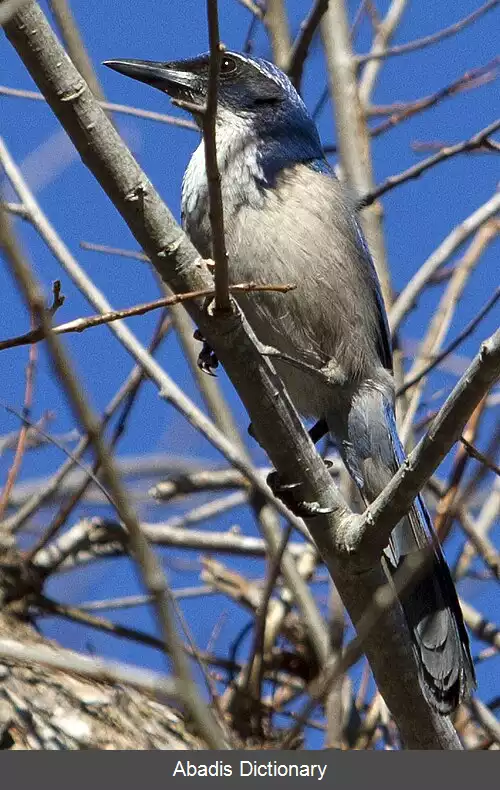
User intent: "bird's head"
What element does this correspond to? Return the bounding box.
[104,51,323,159]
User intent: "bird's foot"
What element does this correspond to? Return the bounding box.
[194,329,219,376]
[249,416,334,517]
[266,466,335,517]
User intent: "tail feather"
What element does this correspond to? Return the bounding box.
[390,500,476,713]
[327,389,476,713]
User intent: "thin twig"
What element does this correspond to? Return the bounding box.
[456,507,500,580]
[203,0,230,313]
[0,84,197,129]
[356,1,500,65]
[390,191,500,332]
[0,400,116,508]
[236,0,263,19]
[358,0,408,106]
[364,59,500,141]
[460,436,500,477]
[244,524,293,703]
[1,317,171,533]
[79,587,215,612]
[399,221,498,443]
[397,287,500,397]
[360,120,500,208]
[0,282,295,352]
[48,0,105,102]
[263,0,292,70]
[434,398,488,541]
[287,0,329,88]
[455,478,500,579]
[0,290,37,519]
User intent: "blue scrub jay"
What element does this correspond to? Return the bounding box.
[104,52,475,713]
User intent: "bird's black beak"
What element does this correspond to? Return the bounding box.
[103,59,198,103]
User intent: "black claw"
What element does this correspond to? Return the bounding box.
[294,501,336,517]
[266,468,334,518]
[194,330,219,376]
[309,418,328,444]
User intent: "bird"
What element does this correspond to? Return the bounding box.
[104,51,475,713]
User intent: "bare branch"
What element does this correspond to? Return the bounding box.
[457,506,500,580]
[236,0,263,20]
[460,436,500,478]
[456,478,500,579]
[0,301,37,519]
[48,0,104,102]
[264,0,292,70]
[390,191,500,332]
[397,287,500,398]
[468,697,500,745]
[0,0,29,25]
[321,0,393,310]
[358,0,408,106]
[0,282,295,352]
[460,599,500,651]
[0,83,198,129]
[400,222,499,443]
[364,59,500,140]
[3,3,471,747]
[356,1,500,65]
[355,329,500,560]
[287,0,329,88]
[203,0,230,312]
[360,120,500,208]
[0,204,228,749]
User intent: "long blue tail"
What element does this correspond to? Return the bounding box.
[327,388,475,713]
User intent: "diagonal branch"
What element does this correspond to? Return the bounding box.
[356,1,500,65]
[287,0,329,89]
[360,120,500,208]
[352,328,500,562]
[0,281,295,351]
[390,191,500,333]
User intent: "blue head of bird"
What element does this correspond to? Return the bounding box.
[104,51,326,182]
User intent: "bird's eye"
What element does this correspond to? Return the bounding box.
[220,56,237,75]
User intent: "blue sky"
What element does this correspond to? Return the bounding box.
[1,1,499,747]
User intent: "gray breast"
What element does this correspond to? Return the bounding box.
[183,156,393,418]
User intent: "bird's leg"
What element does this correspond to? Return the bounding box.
[193,329,219,376]
[249,418,335,517]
